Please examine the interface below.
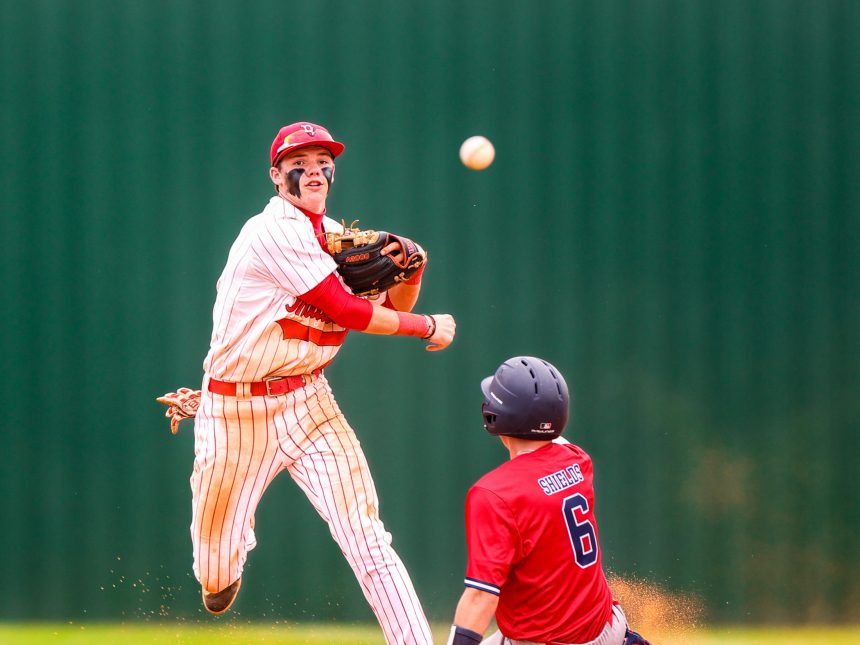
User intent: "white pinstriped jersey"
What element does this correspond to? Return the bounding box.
[191,197,433,643]
[202,196,348,382]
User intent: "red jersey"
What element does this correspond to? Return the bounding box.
[463,442,613,643]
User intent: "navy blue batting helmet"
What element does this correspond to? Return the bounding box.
[481,356,570,439]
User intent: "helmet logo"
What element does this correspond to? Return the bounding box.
[539,422,552,430]
[301,124,316,136]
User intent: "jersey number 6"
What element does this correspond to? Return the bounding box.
[562,493,598,568]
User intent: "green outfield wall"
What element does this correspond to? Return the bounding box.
[1,0,858,626]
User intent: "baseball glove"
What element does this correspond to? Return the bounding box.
[156,387,200,434]
[325,223,426,297]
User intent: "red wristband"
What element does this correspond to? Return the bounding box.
[396,312,433,338]
[404,261,426,285]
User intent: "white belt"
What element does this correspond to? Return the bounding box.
[494,604,628,645]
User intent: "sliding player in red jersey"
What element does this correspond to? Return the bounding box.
[447,357,650,645]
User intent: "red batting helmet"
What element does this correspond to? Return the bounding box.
[270,122,345,166]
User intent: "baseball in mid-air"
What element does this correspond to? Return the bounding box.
[459,135,495,170]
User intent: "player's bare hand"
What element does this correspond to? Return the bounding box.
[414,242,428,268]
[381,240,427,269]
[426,314,455,352]
[156,387,201,434]
[380,240,404,263]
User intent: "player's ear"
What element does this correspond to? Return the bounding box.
[269,165,282,186]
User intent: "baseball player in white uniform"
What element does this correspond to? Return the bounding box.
[159,121,455,645]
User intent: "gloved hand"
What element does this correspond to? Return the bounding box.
[325,224,426,297]
[156,387,201,434]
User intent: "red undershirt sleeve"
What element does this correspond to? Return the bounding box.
[300,272,374,331]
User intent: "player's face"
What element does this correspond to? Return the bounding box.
[272,146,335,213]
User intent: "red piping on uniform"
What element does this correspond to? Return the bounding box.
[276,318,348,346]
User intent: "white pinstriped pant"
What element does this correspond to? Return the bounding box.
[190,373,432,645]
[481,604,628,645]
